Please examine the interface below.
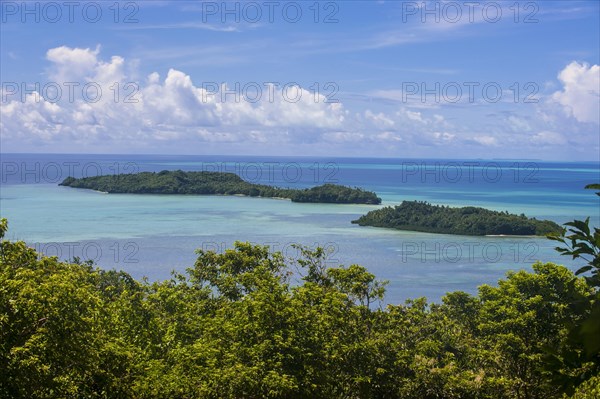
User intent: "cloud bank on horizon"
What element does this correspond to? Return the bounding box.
[0,1,598,160]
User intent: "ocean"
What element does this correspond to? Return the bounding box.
[1,153,598,304]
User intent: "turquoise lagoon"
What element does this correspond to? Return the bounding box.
[1,154,598,303]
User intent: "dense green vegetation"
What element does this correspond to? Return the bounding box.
[1,186,598,398]
[59,170,382,204]
[352,200,562,236]
[1,214,599,398]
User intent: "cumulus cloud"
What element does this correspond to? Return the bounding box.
[472,136,498,146]
[531,131,568,145]
[1,47,598,159]
[552,61,600,124]
[46,45,101,82]
[364,110,395,128]
[507,115,531,132]
[1,46,347,149]
[432,131,455,141]
[405,110,424,123]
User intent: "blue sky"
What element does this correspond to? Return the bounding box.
[1,0,599,160]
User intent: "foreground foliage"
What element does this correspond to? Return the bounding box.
[60,170,382,204]
[1,216,598,398]
[352,200,562,236]
[546,187,600,394]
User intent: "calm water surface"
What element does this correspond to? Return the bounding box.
[1,153,598,304]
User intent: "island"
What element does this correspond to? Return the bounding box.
[351,200,562,236]
[59,170,382,205]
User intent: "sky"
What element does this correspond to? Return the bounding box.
[0,0,599,160]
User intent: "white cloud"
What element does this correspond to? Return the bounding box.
[552,61,600,124]
[46,45,101,82]
[507,115,532,132]
[376,131,402,142]
[472,136,498,146]
[531,131,567,145]
[1,47,598,160]
[1,46,347,149]
[432,131,455,141]
[405,110,424,123]
[364,110,395,128]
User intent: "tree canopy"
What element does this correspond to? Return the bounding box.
[2,183,598,398]
[60,170,382,204]
[1,212,598,398]
[352,200,562,236]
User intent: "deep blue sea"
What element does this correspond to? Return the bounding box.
[1,153,598,304]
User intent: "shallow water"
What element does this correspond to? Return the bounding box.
[1,154,598,303]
